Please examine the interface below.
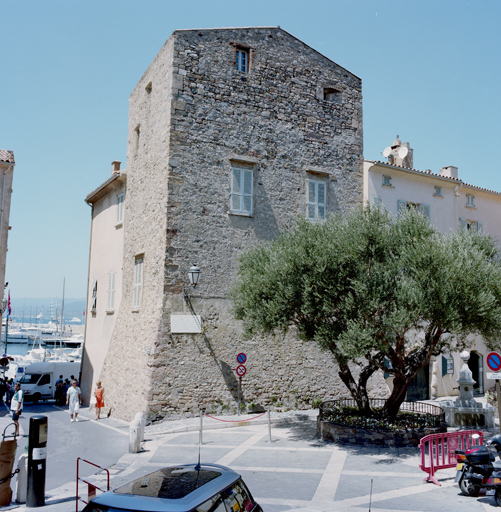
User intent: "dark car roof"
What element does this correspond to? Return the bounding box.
[87,463,241,512]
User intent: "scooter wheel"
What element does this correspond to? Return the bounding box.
[495,489,501,506]
[459,478,480,497]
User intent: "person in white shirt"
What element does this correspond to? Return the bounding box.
[10,383,23,435]
[66,380,82,422]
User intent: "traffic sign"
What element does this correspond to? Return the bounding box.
[487,372,501,380]
[487,352,501,372]
[237,353,247,364]
[236,365,246,377]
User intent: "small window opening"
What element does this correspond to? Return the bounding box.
[134,124,140,153]
[235,48,249,73]
[323,87,341,103]
[145,82,152,94]
[434,186,443,197]
[466,193,475,207]
[382,175,392,187]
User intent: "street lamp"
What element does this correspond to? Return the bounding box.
[188,265,201,288]
[184,265,201,305]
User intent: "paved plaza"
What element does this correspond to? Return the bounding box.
[0,405,500,511]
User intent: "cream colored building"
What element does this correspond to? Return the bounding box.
[364,136,501,400]
[80,161,126,399]
[0,150,15,311]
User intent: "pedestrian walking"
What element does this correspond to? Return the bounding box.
[10,383,23,435]
[94,381,105,420]
[66,380,82,422]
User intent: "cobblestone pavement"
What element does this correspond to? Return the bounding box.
[2,406,500,511]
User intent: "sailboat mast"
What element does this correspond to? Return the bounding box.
[61,278,65,338]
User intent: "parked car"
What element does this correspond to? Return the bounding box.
[83,463,262,512]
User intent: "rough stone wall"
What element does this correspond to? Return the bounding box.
[98,37,176,419]
[99,27,378,422]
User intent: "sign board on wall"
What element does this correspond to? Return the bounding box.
[171,315,202,334]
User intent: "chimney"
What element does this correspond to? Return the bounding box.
[112,161,121,174]
[439,166,458,179]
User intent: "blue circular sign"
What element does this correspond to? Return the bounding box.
[237,353,247,364]
[487,352,501,372]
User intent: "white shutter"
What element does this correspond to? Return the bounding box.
[242,169,253,214]
[133,258,143,309]
[107,272,116,310]
[459,217,467,230]
[230,167,253,215]
[477,221,484,233]
[91,277,98,312]
[231,168,242,211]
[317,182,326,219]
[117,194,124,223]
[422,203,430,221]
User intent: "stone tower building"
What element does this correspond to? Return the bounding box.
[82,27,369,421]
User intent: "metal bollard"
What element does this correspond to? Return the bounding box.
[135,412,146,442]
[128,418,141,453]
[15,454,28,504]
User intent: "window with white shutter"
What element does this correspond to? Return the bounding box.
[107,272,116,312]
[306,179,326,221]
[230,167,253,215]
[133,257,144,310]
[116,193,124,224]
[91,277,98,313]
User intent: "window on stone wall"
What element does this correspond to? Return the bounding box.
[134,124,140,155]
[235,47,249,73]
[133,256,144,310]
[306,178,326,222]
[323,87,341,103]
[230,166,253,215]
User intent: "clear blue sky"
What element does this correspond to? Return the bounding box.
[1,0,500,299]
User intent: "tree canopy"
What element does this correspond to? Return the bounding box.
[231,206,501,419]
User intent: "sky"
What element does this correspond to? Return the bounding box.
[1,0,500,300]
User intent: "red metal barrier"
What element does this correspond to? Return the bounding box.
[76,457,110,511]
[419,430,483,486]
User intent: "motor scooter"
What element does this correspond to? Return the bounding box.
[455,433,501,502]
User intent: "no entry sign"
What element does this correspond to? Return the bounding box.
[487,352,501,372]
[236,364,247,377]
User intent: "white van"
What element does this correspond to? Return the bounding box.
[18,361,80,404]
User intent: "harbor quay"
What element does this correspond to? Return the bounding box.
[0,402,497,512]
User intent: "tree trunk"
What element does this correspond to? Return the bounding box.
[382,375,410,420]
[337,360,375,416]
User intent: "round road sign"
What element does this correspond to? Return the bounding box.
[236,364,247,377]
[487,352,501,372]
[237,353,247,364]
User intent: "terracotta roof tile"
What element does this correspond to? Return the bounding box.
[0,150,14,164]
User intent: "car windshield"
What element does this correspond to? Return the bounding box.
[19,374,41,384]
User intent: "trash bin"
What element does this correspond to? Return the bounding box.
[0,423,18,506]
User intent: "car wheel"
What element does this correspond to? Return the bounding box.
[32,394,41,405]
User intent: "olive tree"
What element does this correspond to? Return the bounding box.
[231,206,501,420]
